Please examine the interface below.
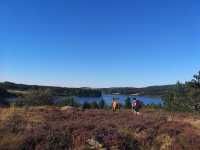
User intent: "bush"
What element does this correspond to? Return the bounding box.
[98,99,105,109]
[117,103,123,109]
[103,132,139,149]
[55,97,80,108]
[144,103,163,109]
[83,101,91,109]
[91,101,98,109]
[124,97,132,109]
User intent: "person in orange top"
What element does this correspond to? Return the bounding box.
[112,99,117,111]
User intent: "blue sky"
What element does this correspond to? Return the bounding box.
[0,0,200,88]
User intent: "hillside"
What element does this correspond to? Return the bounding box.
[0,107,200,150]
[0,82,101,97]
[98,85,176,97]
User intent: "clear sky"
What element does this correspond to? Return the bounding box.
[0,0,200,88]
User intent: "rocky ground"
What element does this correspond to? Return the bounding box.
[0,107,200,150]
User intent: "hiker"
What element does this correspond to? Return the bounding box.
[112,99,117,111]
[133,97,141,115]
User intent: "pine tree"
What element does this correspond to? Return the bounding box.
[124,97,132,109]
[98,99,105,109]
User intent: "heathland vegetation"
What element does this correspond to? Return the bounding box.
[0,71,200,149]
[0,107,200,149]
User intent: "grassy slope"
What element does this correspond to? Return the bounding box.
[7,89,30,95]
[0,107,200,150]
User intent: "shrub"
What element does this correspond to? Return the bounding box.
[103,132,139,149]
[91,101,98,109]
[98,99,105,109]
[117,103,123,109]
[55,97,80,108]
[124,97,132,109]
[144,103,163,109]
[83,101,91,109]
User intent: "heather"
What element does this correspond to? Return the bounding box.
[0,107,200,150]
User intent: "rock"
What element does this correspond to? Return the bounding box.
[61,106,73,110]
[87,136,105,150]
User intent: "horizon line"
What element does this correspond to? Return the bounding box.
[0,81,175,89]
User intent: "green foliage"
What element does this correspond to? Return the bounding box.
[55,98,80,108]
[91,101,98,109]
[83,101,91,109]
[0,82,102,97]
[124,97,132,109]
[163,71,200,112]
[117,103,123,109]
[163,82,189,112]
[15,89,54,106]
[144,103,163,109]
[99,85,175,96]
[98,99,105,109]
[186,71,200,110]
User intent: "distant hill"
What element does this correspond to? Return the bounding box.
[0,82,101,97]
[0,81,176,98]
[97,85,176,97]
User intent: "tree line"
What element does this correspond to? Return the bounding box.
[0,82,101,97]
[0,88,16,106]
[98,85,175,97]
[163,71,200,112]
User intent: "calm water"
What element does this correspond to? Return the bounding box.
[5,94,163,105]
[74,94,163,105]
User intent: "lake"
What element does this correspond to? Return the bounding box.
[5,94,163,105]
[74,94,163,105]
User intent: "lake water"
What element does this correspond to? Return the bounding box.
[74,94,163,105]
[5,94,163,105]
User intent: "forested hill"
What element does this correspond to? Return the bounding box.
[0,82,101,97]
[0,82,176,97]
[98,85,176,97]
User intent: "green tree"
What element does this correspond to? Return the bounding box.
[162,81,189,112]
[186,71,200,111]
[162,89,175,111]
[83,101,91,109]
[91,100,98,109]
[98,99,105,109]
[162,71,200,112]
[117,103,123,109]
[15,89,54,106]
[124,97,132,109]
[193,71,200,82]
